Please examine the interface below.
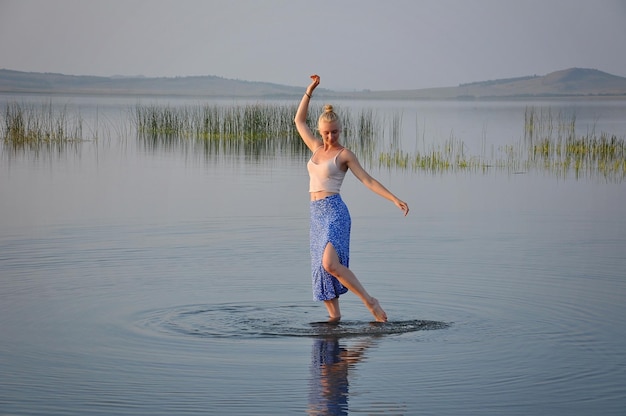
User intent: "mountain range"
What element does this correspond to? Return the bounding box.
[1,68,625,100]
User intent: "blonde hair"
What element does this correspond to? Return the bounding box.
[318,104,341,128]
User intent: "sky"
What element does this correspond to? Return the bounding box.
[1,0,625,91]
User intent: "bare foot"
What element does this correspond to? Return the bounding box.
[323,298,341,323]
[367,297,388,322]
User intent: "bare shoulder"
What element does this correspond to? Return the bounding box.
[341,148,361,166]
[341,148,369,176]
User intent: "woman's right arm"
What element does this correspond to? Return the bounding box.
[294,75,322,152]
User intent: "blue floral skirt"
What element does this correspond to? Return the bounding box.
[309,194,350,301]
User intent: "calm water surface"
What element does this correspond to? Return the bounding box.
[1,95,625,415]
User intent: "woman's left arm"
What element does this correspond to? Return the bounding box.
[344,150,409,216]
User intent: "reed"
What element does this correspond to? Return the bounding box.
[523,106,625,180]
[1,102,86,151]
[5,100,624,181]
[379,133,488,173]
[133,102,625,180]
[135,103,298,139]
[377,106,625,181]
[133,103,387,162]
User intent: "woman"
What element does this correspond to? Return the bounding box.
[295,74,409,323]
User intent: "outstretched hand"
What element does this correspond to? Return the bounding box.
[307,74,320,95]
[396,200,410,216]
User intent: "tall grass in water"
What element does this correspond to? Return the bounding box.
[378,106,625,181]
[134,103,302,156]
[379,134,487,173]
[135,102,624,180]
[2,102,86,153]
[133,103,381,161]
[524,106,625,180]
[7,100,622,181]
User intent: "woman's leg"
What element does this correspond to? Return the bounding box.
[322,243,388,322]
[323,297,341,322]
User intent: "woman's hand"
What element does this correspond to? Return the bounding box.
[307,74,320,95]
[395,199,410,216]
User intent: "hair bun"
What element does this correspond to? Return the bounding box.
[318,103,341,127]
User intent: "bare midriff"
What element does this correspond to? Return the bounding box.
[310,191,338,201]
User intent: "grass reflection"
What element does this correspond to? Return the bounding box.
[133,103,384,164]
[378,106,626,182]
[133,102,624,181]
[134,103,305,159]
[1,102,87,157]
[3,101,624,182]
[523,106,626,180]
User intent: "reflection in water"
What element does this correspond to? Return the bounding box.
[308,336,376,415]
[134,103,381,166]
[131,102,626,182]
[3,98,624,181]
[1,101,90,162]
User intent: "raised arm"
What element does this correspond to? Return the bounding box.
[294,74,322,152]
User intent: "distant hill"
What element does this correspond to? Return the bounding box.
[357,68,626,100]
[0,69,307,98]
[1,68,625,99]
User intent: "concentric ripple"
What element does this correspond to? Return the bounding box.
[135,303,449,339]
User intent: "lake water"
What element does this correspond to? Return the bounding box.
[1,94,625,415]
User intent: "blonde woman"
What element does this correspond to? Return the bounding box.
[295,74,409,323]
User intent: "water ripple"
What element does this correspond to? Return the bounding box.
[134,302,450,339]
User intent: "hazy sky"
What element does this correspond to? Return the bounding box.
[1,0,625,91]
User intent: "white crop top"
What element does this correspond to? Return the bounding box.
[307,147,347,193]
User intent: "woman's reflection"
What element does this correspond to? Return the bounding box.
[308,336,377,415]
